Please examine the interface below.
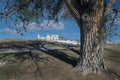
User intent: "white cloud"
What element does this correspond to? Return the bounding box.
[17,20,64,32]
[40,20,64,30]
[27,22,41,31]
[0,28,17,34]
[0,20,64,35]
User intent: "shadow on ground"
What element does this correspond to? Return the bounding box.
[0,41,120,80]
[39,44,78,67]
[0,51,46,79]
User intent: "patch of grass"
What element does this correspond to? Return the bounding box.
[0,40,120,80]
[104,44,120,62]
[0,54,17,62]
[0,64,19,80]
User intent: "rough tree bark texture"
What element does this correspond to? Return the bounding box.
[64,0,116,74]
[67,0,107,74]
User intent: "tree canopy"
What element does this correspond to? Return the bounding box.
[0,0,120,38]
[0,0,64,22]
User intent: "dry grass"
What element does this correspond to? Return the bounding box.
[0,40,120,80]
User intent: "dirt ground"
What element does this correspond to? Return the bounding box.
[0,40,120,80]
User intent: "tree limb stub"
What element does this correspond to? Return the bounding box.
[105,0,117,16]
[64,0,81,28]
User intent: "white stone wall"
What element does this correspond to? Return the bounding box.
[37,34,80,45]
[46,34,59,41]
[46,34,51,40]
[38,34,41,39]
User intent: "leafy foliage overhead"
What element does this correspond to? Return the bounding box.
[0,0,120,39]
[0,0,65,23]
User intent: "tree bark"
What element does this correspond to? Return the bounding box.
[64,0,116,74]
[75,23,106,74]
[75,0,106,74]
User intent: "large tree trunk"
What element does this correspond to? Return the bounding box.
[64,0,116,74]
[74,0,106,74]
[64,0,107,74]
[75,23,106,74]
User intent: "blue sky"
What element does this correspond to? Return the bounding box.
[0,18,80,40]
[0,0,120,42]
[0,0,80,40]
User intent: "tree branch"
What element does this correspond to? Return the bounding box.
[63,0,81,27]
[4,6,17,17]
[3,4,29,18]
[105,0,117,16]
